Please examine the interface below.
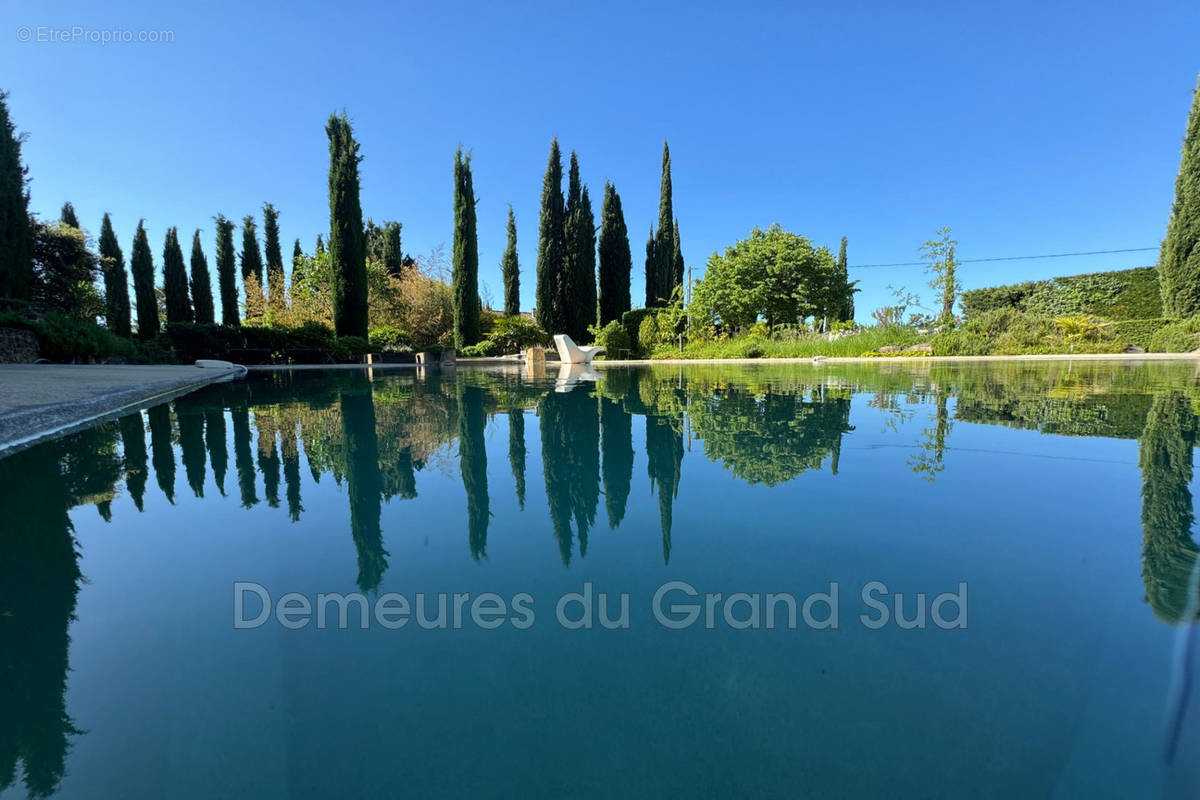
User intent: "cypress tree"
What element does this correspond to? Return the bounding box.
[535,138,567,335]
[836,237,854,322]
[501,205,520,316]
[644,226,656,307]
[562,152,596,341]
[98,213,131,336]
[598,181,632,324]
[315,234,325,256]
[162,227,192,323]
[452,147,481,348]
[0,91,32,301]
[130,220,158,338]
[646,140,678,307]
[240,214,264,313]
[262,202,285,316]
[60,202,80,229]
[382,221,402,276]
[672,218,684,296]
[292,238,303,268]
[190,229,215,324]
[326,112,368,338]
[1160,75,1200,318]
[214,214,239,326]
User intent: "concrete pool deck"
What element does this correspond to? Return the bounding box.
[0,364,239,456]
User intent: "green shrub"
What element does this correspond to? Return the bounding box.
[621,308,652,352]
[1149,318,1200,353]
[461,340,499,357]
[590,320,631,357]
[1109,318,1177,350]
[0,310,135,362]
[929,309,1124,355]
[368,324,412,352]
[961,267,1162,321]
[287,321,336,349]
[332,335,371,361]
[486,316,550,353]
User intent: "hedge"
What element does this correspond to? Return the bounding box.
[1107,318,1177,350]
[961,267,1161,321]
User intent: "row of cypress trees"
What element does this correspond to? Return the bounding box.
[531,139,668,341]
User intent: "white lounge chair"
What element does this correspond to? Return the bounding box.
[553,334,604,365]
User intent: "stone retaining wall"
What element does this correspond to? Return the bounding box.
[0,328,38,363]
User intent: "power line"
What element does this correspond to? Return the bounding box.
[850,246,1158,269]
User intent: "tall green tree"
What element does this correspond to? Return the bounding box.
[98,213,131,336]
[836,236,855,322]
[0,90,31,302]
[672,218,684,297]
[366,219,403,276]
[315,233,325,256]
[535,138,567,335]
[563,152,596,341]
[598,181,632,325]
[645,141,679,307]
[452,147,481,348]
[130,221,158,338]
[189,229,215,324]
[162,227,192,323]
[214,214,239,326]
[292,238,303,268]
[31,221,100,317]
[240,214,264,315]
[919,226,959,323]
[59,202,80,229]
[326,112,368,337]
[0,90,32,301]
[501,205,520,316]
[1160,76,1200,318]
[262,202,285,317]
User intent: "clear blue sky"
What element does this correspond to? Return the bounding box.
[3,0,1198,320]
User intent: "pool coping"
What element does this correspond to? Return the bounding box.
[0,365,240,458]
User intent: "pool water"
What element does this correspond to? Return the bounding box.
[2,361,1199,798]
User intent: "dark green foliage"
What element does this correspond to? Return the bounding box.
[644,226,656,307]
[837,237,855,322]
[563,153,597,341]
[30,221,100,318]
[189,230,215,324]
[591,319,631,356]
[0,309,135,362]
[59,202,79,229]
[177,410,206,498]
[368,324,412,352]
[214,215,239,326]
[326,112,368,338]
[0,91,32,301]
[262,202,284,314]
[292,238,303,269]
[485,315,550,353]
[231,408,258,508]
[645,141,679,307]
[315,234,325,256]
[460,340,499,357]
[597,182,632,324]
[204,408,228,496]
[508,409,526,509]
[1148,316,1200,352]
[366,219,403,276]
[535,139,567,335]
[1139,393,1198,622]
[240,214,264,311]
[162,227,193,324]
[120,411,148,510]
[147,403,176,503]
[501,205,520,316]
[341,383,388,591]
[99,213,131,336]
[130,220,158,338]
[645,414,683,563]
[539,385,600,564]
[961,267,1163,320]
[452,147,481,348]
[1159,76,1200,318]
[1110,318,1176,350]
[600,396,633,527]
[458,381,490,559]
[620,308,652,355]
